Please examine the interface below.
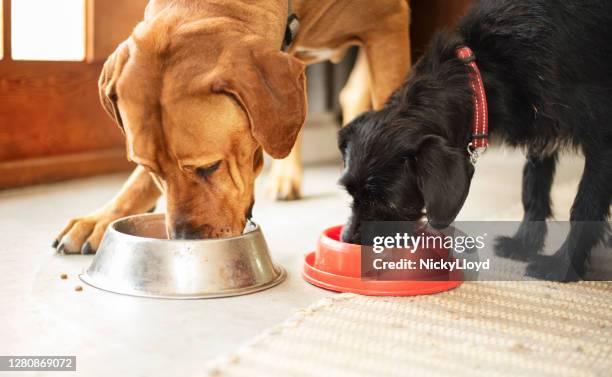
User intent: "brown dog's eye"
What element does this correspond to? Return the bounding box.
[195,161,222,178]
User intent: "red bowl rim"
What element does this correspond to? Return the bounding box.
[310,225,464,296]
[303,252,463,296]
[318,225,360,254]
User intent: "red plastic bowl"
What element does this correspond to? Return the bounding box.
[303,225,463,296]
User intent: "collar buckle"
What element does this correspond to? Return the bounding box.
[467,142,487,165]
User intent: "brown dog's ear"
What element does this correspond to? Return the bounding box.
[210,39,307,159]
[98,41,130,131]
[416,136,475,229]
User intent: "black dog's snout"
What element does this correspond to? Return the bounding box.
[341,221,361,244]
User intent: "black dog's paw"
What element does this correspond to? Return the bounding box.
[494,236,532,261]
[525,254,582,282]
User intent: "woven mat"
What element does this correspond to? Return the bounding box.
[205,282,612,377]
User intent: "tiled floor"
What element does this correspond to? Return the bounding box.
[0,149,591,376]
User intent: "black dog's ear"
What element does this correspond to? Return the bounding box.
[416,136,474,228]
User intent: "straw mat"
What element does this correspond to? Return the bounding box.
[205,281,612,377]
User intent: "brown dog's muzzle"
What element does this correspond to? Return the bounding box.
[165,211,247,239]
[165,200,254,239]
[162,172,254,239]
[167,220,215,239]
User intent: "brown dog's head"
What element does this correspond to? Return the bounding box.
[99,20,307,239]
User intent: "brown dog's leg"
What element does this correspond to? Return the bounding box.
[363,9,411,109]
[339,48,373,124]
[266,132,303,200]
[53,166,161,254]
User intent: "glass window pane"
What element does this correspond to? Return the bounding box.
[11,0,85,61]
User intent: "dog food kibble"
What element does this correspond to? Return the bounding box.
[74,286,83,292]
[60,273,68,280]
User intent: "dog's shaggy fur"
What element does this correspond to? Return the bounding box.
[338,0,612,281]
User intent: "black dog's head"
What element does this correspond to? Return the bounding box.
[338,35,477,243]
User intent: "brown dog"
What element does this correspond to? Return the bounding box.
[53,0,411,254]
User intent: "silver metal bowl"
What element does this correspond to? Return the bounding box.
[80,214,285,299]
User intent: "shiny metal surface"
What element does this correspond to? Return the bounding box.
[80,214,285,299]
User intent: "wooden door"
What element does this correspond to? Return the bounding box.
[410,0,474,61]
[0,0,147,189]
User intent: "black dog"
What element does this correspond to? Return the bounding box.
[338,0,612,281]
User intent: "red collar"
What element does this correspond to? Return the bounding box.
[456,46,488,163]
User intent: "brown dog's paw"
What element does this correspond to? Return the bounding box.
[266,158,303,201]
[53,211,118,255]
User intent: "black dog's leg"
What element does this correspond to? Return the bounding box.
[526,151,611,281]
[495,153,557,260]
